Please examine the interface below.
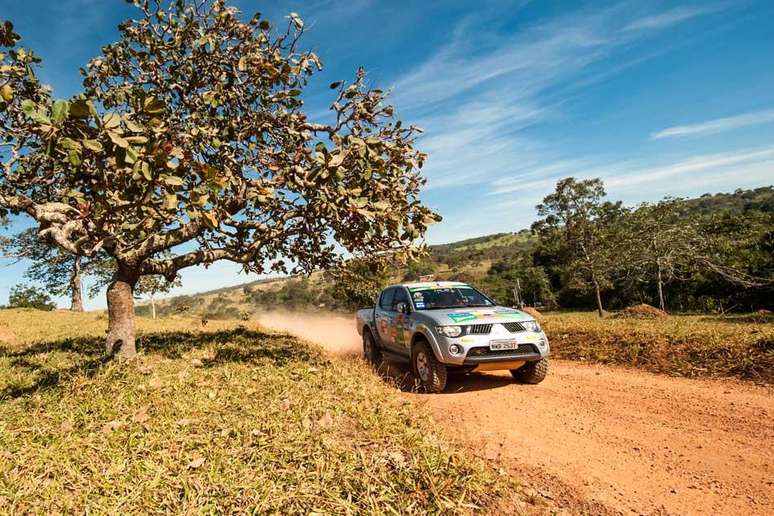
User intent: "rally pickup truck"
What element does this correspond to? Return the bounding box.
[356,281,550,392]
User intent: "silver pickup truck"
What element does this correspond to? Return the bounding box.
[356,281,550,392]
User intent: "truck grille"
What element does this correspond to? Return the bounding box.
[502,322,526,333]
[466,344,538,357]
[465,324,493,335]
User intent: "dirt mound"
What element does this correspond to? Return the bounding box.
[614,304,668,319]
[521,306,543,320]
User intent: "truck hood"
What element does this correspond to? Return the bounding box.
[420,306,536,326]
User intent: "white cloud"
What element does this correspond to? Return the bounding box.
[622,5,719,32]
[652,109,774,139]
[389,3,730,192]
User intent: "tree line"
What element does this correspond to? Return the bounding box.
[481,181,773,314]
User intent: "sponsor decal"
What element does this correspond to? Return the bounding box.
[447,312,479,323]
[446,308,527,322]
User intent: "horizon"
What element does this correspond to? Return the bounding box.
[1,0,773,309]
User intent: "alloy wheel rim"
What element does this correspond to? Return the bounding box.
[416,351,430,381]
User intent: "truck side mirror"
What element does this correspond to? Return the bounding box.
[396,302,409,314]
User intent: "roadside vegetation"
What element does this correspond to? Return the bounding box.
[542,312,773,383]
[0,309,519,513]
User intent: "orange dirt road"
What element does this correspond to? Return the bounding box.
[256,312,774,515]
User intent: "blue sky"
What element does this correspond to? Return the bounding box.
[1,0,773,308]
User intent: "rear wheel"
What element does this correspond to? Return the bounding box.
[412,341,447,393]
[510,357,549,384]
[363,330,382,367]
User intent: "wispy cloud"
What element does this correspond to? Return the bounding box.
[652,108,774,139]
[389,3,728,191]
[622,5,720,32]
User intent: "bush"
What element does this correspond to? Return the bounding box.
[6,284,56,311]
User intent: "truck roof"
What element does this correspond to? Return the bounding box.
[395,281,469,289]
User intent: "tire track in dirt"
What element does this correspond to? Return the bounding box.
[257,312,774,515]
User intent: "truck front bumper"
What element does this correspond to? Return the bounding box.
[426,330,550,367]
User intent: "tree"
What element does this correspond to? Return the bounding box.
[6,283,56,311]
[0,3,438,358]
[532,178,625,317]
[135,274,182,319]
[619,199,773,312]
[1,228,88,311]
[326,256,392,309]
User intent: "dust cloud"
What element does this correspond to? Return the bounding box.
[253,310,362,357]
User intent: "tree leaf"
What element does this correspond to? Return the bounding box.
[143,97,165,114]
[108,131,129,149]
[51,100,69,123]
[0,84,12,101]
[82,139,103,152]
[70,100,91,118]
[164,193,178,211]
[103,113,121,129]
[161,175,183,186]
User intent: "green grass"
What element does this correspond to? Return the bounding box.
[543,311,774,383]
[0,309,514,513]
[454,233,532,252]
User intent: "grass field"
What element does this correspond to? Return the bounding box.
[543,312,773,383]
[0,309,518,514]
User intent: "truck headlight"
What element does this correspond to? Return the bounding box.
[523,320,541,332]
[436,325,462,338]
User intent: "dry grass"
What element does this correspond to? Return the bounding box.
[544,311,774,383]
[0,309,513,514]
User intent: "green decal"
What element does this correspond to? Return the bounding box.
[447,312,478,323]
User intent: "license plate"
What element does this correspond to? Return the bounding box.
[489,339,519,351]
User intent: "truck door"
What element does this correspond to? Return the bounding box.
[374,287,395,347]
[391,287,412,354]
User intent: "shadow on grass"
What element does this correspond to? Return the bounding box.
[0,327,321,400]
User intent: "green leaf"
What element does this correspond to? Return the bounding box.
[108,131,129,149]
[58,137,81,151]
[103,113,121,129]
[82,139,103,152]
[125,146,138,164]
[161,175,183,186]
[70,100,91,118]
[68,151,81,167]
[125,119,144,132]
[140,161,152,181]
[51,100,69,123]
[0,84,12,102]
[259,20,270,30]
[143,97,165,114]
[21,99,35,115]
[164,193,178,211]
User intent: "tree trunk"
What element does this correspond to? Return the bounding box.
[151,295,156,320]
[69,256,84,312]
[106,269,138,359]
[656,260,666,312]
[593,278,604,318]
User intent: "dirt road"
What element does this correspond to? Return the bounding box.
[256,312,774,515]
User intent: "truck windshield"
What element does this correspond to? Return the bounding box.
[408,286,494,310]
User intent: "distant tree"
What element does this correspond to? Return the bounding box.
[620,199,773,312]
[6,283,56,311]
[135,274,182,319]
[532,178,625,317]
[327,256,392,309]
[1,228,89,311]
[0,3,438,358]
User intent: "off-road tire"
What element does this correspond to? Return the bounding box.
[363,330,382,367]
[412,341,447,393]
[510,357,549,384]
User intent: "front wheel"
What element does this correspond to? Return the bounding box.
[510,358,549,384]
[363,330,382,367]
[412,341,447,393]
